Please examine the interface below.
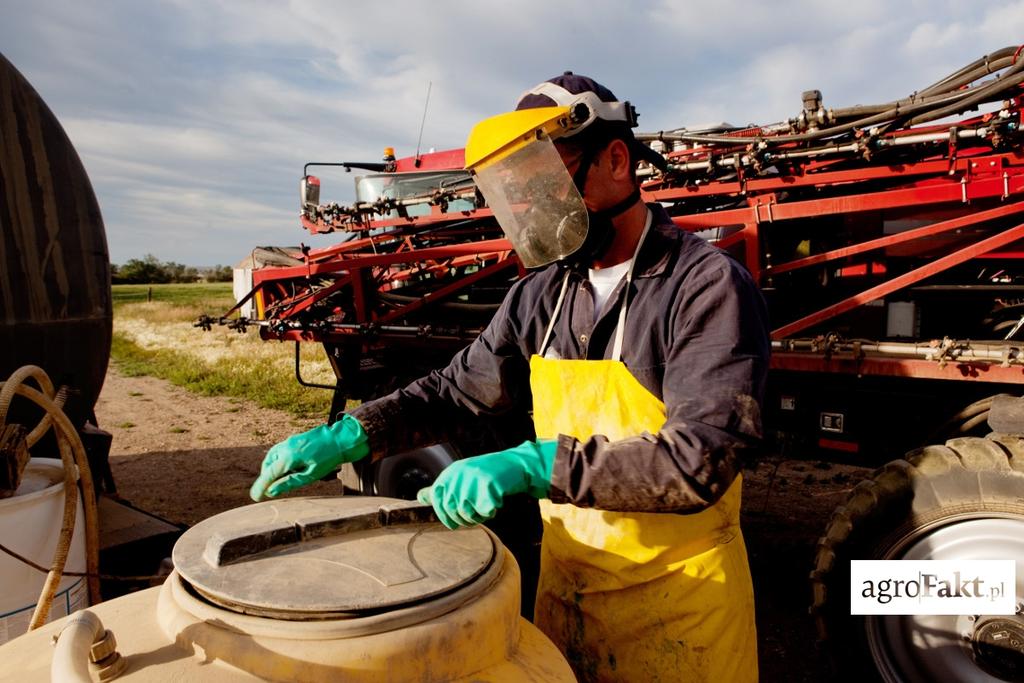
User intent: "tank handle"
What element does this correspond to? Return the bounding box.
[202,502,437,567]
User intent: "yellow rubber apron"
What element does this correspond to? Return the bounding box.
[530,229,758,682]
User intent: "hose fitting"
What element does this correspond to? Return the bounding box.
[50,610,126,682]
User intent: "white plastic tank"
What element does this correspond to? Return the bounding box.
[0,458,86,644]
[0,496,573,681]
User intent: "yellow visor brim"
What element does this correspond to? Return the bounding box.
[464,106,570,171]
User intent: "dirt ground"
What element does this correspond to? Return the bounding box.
[95,367,330,524]
[95,365,872,682]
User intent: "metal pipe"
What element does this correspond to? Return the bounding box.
[316,189,478,221]
[771,338,1023,364]
[303,161,387,175]
[650,122,1001,180]
[263,318,484,342]
[294,342,337,391]
[767,142,859,161]
[881,127,988,147]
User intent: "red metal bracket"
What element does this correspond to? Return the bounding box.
[772,221,1024,339]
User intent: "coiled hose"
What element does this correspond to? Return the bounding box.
[0,365,101,629]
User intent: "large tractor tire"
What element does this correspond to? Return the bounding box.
[811,435,1024,682]
[353,443,456,500]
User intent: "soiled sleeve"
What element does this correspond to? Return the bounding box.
[348,275,536,459]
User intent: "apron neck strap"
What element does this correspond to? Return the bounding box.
[538,208,652,362]
[539,271,572,358]
[611,209,652,362]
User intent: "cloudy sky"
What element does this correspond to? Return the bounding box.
[3,1,1023,266]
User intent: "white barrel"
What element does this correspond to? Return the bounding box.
[0,458,86,645]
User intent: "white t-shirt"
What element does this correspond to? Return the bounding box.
[588,259,631,322]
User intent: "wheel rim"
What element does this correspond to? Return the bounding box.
[373,444,455,499]
[866,515,1024,682]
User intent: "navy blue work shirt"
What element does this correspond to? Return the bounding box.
[351,204,770,513]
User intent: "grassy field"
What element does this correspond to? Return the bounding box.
[112,282,239,308]
[111,282,335,418]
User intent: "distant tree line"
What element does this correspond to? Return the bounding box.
[112,254,233,284]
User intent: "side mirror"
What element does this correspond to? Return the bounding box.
[300,175,321,211]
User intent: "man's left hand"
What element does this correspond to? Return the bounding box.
[417,439,556,529]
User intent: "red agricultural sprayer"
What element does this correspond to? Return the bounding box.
[201,47,1024,681]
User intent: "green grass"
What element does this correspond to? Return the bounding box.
[110,333,334,418]
[110,282,336,419]
[112,283,236,324]
[112,282,235,307]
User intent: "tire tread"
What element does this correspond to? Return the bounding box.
[810,434,1024,679]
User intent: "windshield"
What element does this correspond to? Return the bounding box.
[355,171,474,217]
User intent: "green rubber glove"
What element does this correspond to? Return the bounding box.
[416,439,557,529]
[250,414,370,501]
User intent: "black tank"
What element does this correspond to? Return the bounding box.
[0,52,111,414]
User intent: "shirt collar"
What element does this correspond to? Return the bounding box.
[560,204,673,280]
[633,203,675,279]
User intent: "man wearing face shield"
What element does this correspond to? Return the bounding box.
[250,72,769,682]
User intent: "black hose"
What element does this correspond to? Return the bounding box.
[0,540,168,582]
[662,84,990,146]
[642,46,1024,148]
[918,46,1020,96]
[904,61,1024,126]
[829,74,1010,119]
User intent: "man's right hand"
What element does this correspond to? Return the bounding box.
[249,414,370,501]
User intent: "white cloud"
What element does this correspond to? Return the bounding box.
[977,1,1024,46]
[2,0,1021,264]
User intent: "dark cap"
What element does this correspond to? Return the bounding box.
[516,71,667,171]
[516,71,619,110]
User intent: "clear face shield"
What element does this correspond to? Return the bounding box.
[471,135,589,269]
